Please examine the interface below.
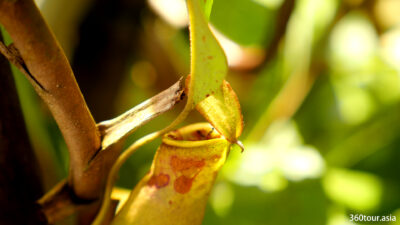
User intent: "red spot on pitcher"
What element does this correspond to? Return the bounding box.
[148,173,170,188]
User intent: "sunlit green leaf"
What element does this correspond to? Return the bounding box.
[196,80,243,142]
[210,0,277,46]
[204,0,214,20]
[186,0,228,107]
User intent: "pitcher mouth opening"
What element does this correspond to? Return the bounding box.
[162,123,227,148]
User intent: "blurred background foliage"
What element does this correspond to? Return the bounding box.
[3,0,400,224]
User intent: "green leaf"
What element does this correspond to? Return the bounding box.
[210,0,277,46]
[204,0,214,20]
[322,168,383,211]
[196,80,243,142]
[186,0,228,107]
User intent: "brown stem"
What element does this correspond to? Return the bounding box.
[37,78,184,222]
[265,0,295,63]
[0,0,186,222]
[0,32,46,225]
[38,180,95,224]
[253,0,295,72]
[247,0,345,142]
[0,0,101,199]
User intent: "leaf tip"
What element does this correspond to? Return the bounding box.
[235,140,245,153]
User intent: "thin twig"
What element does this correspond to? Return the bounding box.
[246,0,343,142]
[96,78,184,152]
[92,102,192,225]
[37,79,185,222]
[253,0,296,72]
